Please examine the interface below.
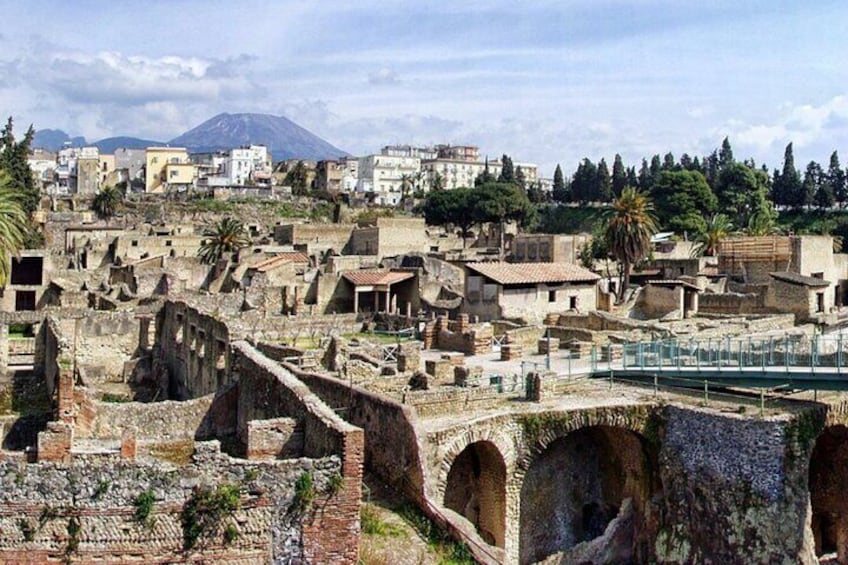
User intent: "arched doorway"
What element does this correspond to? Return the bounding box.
[443,440,507,547]
[518,425,656,564]
[810,425,848,561]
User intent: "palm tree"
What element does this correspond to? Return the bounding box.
[0,171,28,286]
[693,214,733,257]
[197,217,250,265]
[605,187,658,303]
[92,185,122,222]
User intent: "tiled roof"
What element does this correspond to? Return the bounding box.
[342,270,415,286]
[465,262,600,285]
[251,252,309,272]
[769,271,831,287]
[647,279,701,291]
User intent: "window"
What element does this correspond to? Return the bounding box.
[165,240,172,247]
[151,157,158,164]
[569,296,578,309]
[170,170,179,179]
[548,290,556,303]
[817,292,825,313]
[812,272,824,279]
[131,240,138,247]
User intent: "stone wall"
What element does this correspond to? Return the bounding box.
[654,405,819,563]
[156,300,231,400]
[635,284,683,319]
[699,291,767,315]
[76,394,217,441]
[273,360,425,496]
[0,441,353,563]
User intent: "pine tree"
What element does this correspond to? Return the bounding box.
[612,154,626,197]
[718,137,734,170]
[597,158,612,202]
[649,155,662,184]
[515,165,526,189]
[626,166,638,189]
[680,153,694,170]
[827,150,846,208]
[802,161,822,209]
[0,118,38,216]
[704,150,720,188]
[497,154,515,183]
[552,164,567,203]
[475,158,496,186]
[662,152,676,171]
[638,159,651,191]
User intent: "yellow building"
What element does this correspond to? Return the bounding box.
[99,154,116,186]
[145,147,193,192]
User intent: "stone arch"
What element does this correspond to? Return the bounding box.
[436,422,518,499]
[443,440,507,548]
[809,424,848,561]
[517,424,658,565]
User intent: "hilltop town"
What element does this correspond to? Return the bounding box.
[4,123,848,565]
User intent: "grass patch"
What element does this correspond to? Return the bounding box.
[149,440,195,466]
[291,472,315,514]
[100,392,131,403]
[397,503,475,565]
[361,504,404,537]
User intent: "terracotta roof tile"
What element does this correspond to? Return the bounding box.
[342,270,415,286]
[251,252,309,272]
[465,262,600,285]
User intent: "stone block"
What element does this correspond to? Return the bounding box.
[501,343,523,361]
[441,352,465,366]
[37,422,73,463]
[425,359,453,383]
[538,337,560,355]
[121,428,137,460]
[454,365,483,386]
[247,417,302,460]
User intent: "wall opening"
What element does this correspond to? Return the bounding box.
[810,425,848,562]
[519,425,657,564]
[443,440,506,548]
[10,257,43,286]
[15,291,36,311]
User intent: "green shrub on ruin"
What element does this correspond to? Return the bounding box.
[181,483,241,550]
[291,471,314,514]
[133,489,156,527]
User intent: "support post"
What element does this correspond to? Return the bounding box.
[760,389,764,417]
[704,380,709,404]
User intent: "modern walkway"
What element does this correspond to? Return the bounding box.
[591,333,848,391]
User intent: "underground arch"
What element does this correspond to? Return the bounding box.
[443,440,507,548]
[518,425,657,564]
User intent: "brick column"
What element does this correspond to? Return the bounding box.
[121,428,137,459]
[57,366,75,424]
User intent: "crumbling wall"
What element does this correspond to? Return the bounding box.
[0,442,353,563]
[654,406,820,564]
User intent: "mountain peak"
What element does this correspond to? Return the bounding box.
[169,113,348,160]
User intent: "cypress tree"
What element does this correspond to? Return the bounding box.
[612,154,627,197]
[597,158,612,202]
[780,143,803,209]
[827,150,846,207]
[552,164,567,203]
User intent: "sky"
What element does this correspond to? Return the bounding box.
[2,0,848,177]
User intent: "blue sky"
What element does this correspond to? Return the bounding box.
[2,0,848,176]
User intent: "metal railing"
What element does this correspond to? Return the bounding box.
[614,333,848,374]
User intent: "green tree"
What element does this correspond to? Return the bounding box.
[715,162,774,230]
[497,154,515,184]
[0,171,27,286]
[828,151,847,207]
[92,186,122,222]
[718,137,734,170]
[474,158,496,186]
[0,118,38,216]
[472,182,534,254]
[693,213,732,257]
[552,164,568,203]
[197,217,250,264]
[774,143,802,208]
[430,171,444,192]
[597,158,612,202]
[605,188,657,302]
[285,161,309,196]
[526,181,547,204]
[650,169,717,236]
[612,154,627,197]
[421,187,477,247]
[801,161,821,210]
[515,165,526,189]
